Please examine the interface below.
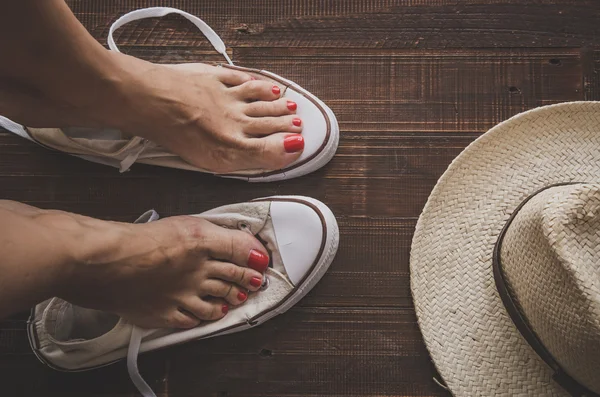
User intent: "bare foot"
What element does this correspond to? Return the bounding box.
[1,1,303,174]
[30,209,270,329]
[1,53,305,174]
[109,56,305,173]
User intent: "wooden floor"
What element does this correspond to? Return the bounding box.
[1,1,599,396]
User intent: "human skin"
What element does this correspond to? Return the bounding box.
[0,0,305,172]
[0,0,296,328]
[0,200,271,329]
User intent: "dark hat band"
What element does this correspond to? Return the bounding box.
[493,182,599,397]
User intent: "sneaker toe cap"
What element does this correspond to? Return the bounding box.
[270,200,324,286]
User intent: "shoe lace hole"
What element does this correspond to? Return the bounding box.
[261,276,270,290]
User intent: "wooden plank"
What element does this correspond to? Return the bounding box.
[66,0,600,50]
[0,132,470,218]
[583,49,600,101]
[63,48,581,132]
[0,309,446,397]
[234,48,582,132]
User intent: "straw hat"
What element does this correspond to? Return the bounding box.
[410,102,600,396]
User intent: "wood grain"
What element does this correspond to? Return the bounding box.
[70,0,600,49]
[1,1,598,396]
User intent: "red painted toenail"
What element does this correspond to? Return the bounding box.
[222,304,229,315]
[287,101,297,111]
[238,291,248,301]
[292,118,302,127]
[250,277,262,288]
[248,249,269,272]
[284,135,305,153]
[272,85,281,95]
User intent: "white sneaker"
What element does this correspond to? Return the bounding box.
[0,7,339,182]
[27,196,339,396]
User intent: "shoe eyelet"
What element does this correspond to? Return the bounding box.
[261,276,270,290]
[238,221,249,231]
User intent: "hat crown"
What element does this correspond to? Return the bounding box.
[501,183,600,393]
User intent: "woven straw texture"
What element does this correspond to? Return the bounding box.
[410,101,600,396]
[501,184,600,393]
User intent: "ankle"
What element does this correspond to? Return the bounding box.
[38,212,133,301]
[91,53,165,134]
[56,50,143,129]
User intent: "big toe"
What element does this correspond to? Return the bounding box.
[242,133,305,171]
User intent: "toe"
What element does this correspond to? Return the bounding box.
[200,279,249,305]
[201,224,270,272]
[215,67,254,86]
[181,297,228,322]
[205,261,264,292]
[166,64,252,87]
[242,133,304,170]
[171,310,201,329]
[232,80,282,102]
[245,98,297,118]
[244,115,303,136]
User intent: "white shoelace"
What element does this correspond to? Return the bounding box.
[127,326,155,397]
[108,7,235,173]
[107,6,233,66]
[0,116,31,141]
[126,210,161,397]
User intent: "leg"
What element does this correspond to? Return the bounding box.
[0,200,269,329]
[0,0,305,173]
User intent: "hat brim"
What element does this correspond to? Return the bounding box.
[410,102,600,396]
